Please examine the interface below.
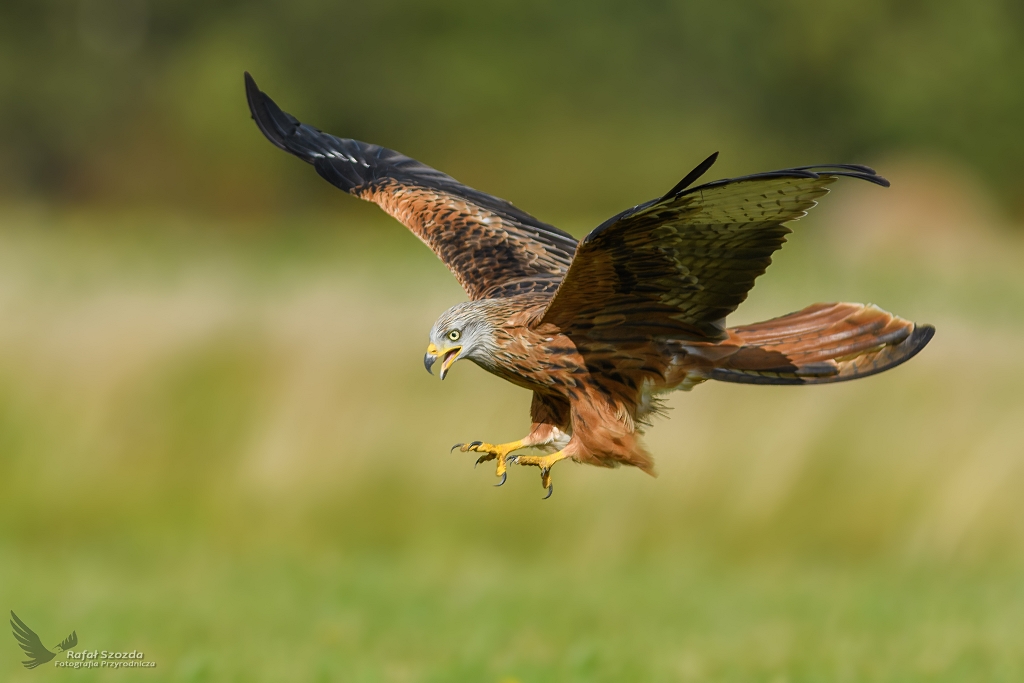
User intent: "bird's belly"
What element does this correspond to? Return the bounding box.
[545,426,572,451]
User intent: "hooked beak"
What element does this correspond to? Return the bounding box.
[424,343,462,380]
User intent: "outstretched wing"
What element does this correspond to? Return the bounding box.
[57,631,78,651]
[541,153,889,340]
[10,611,56,669]
[245,73,576,300]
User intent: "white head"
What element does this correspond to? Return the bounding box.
[423,301,499,379]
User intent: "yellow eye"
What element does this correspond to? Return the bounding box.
[448,330,461,342]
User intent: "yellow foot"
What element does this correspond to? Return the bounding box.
[507,451,572,499]
[451,440,524,486]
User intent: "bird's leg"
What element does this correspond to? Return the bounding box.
[451,440,525,486]
[507,450,573,499]
[453,423,570,489]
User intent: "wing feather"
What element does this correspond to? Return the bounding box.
[542,154,889,340]
[245,73,576,299]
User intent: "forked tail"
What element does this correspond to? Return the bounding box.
[710,302,934,385]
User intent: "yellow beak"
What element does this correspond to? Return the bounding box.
[424,343,462,380]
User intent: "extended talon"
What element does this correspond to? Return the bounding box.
[541,467,553,499]
[452,439,525,485]
[505,450,571,497]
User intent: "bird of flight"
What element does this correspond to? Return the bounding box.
[245,73,933,499]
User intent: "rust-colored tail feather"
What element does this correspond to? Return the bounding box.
[710,303,934,385]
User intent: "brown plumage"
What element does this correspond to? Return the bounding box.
[245,73,934,497]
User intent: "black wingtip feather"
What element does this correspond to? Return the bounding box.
[664,152,719,198]
[244,72,373,192]
[680,163,891,196]
[245,72,303,156]
[585,151,721,244]
[903,323,935,360]
[793,164,890,188]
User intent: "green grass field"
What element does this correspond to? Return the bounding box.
[1,194,1023,681]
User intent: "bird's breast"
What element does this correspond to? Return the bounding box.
[487,326,585,392]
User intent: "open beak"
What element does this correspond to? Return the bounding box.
[424,343,462,380]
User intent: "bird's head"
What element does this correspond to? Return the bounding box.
[424,301,499,380]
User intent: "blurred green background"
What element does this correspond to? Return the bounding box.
[2,1,1024,681]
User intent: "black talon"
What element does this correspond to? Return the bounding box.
[494,472,507,487]
[451,443,464,453]
[469,440,483,449]
[542,484,553,500]
[474,455,489,468]
[541,467,553,499]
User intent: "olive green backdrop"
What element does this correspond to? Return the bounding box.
[1,2,1022,681]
